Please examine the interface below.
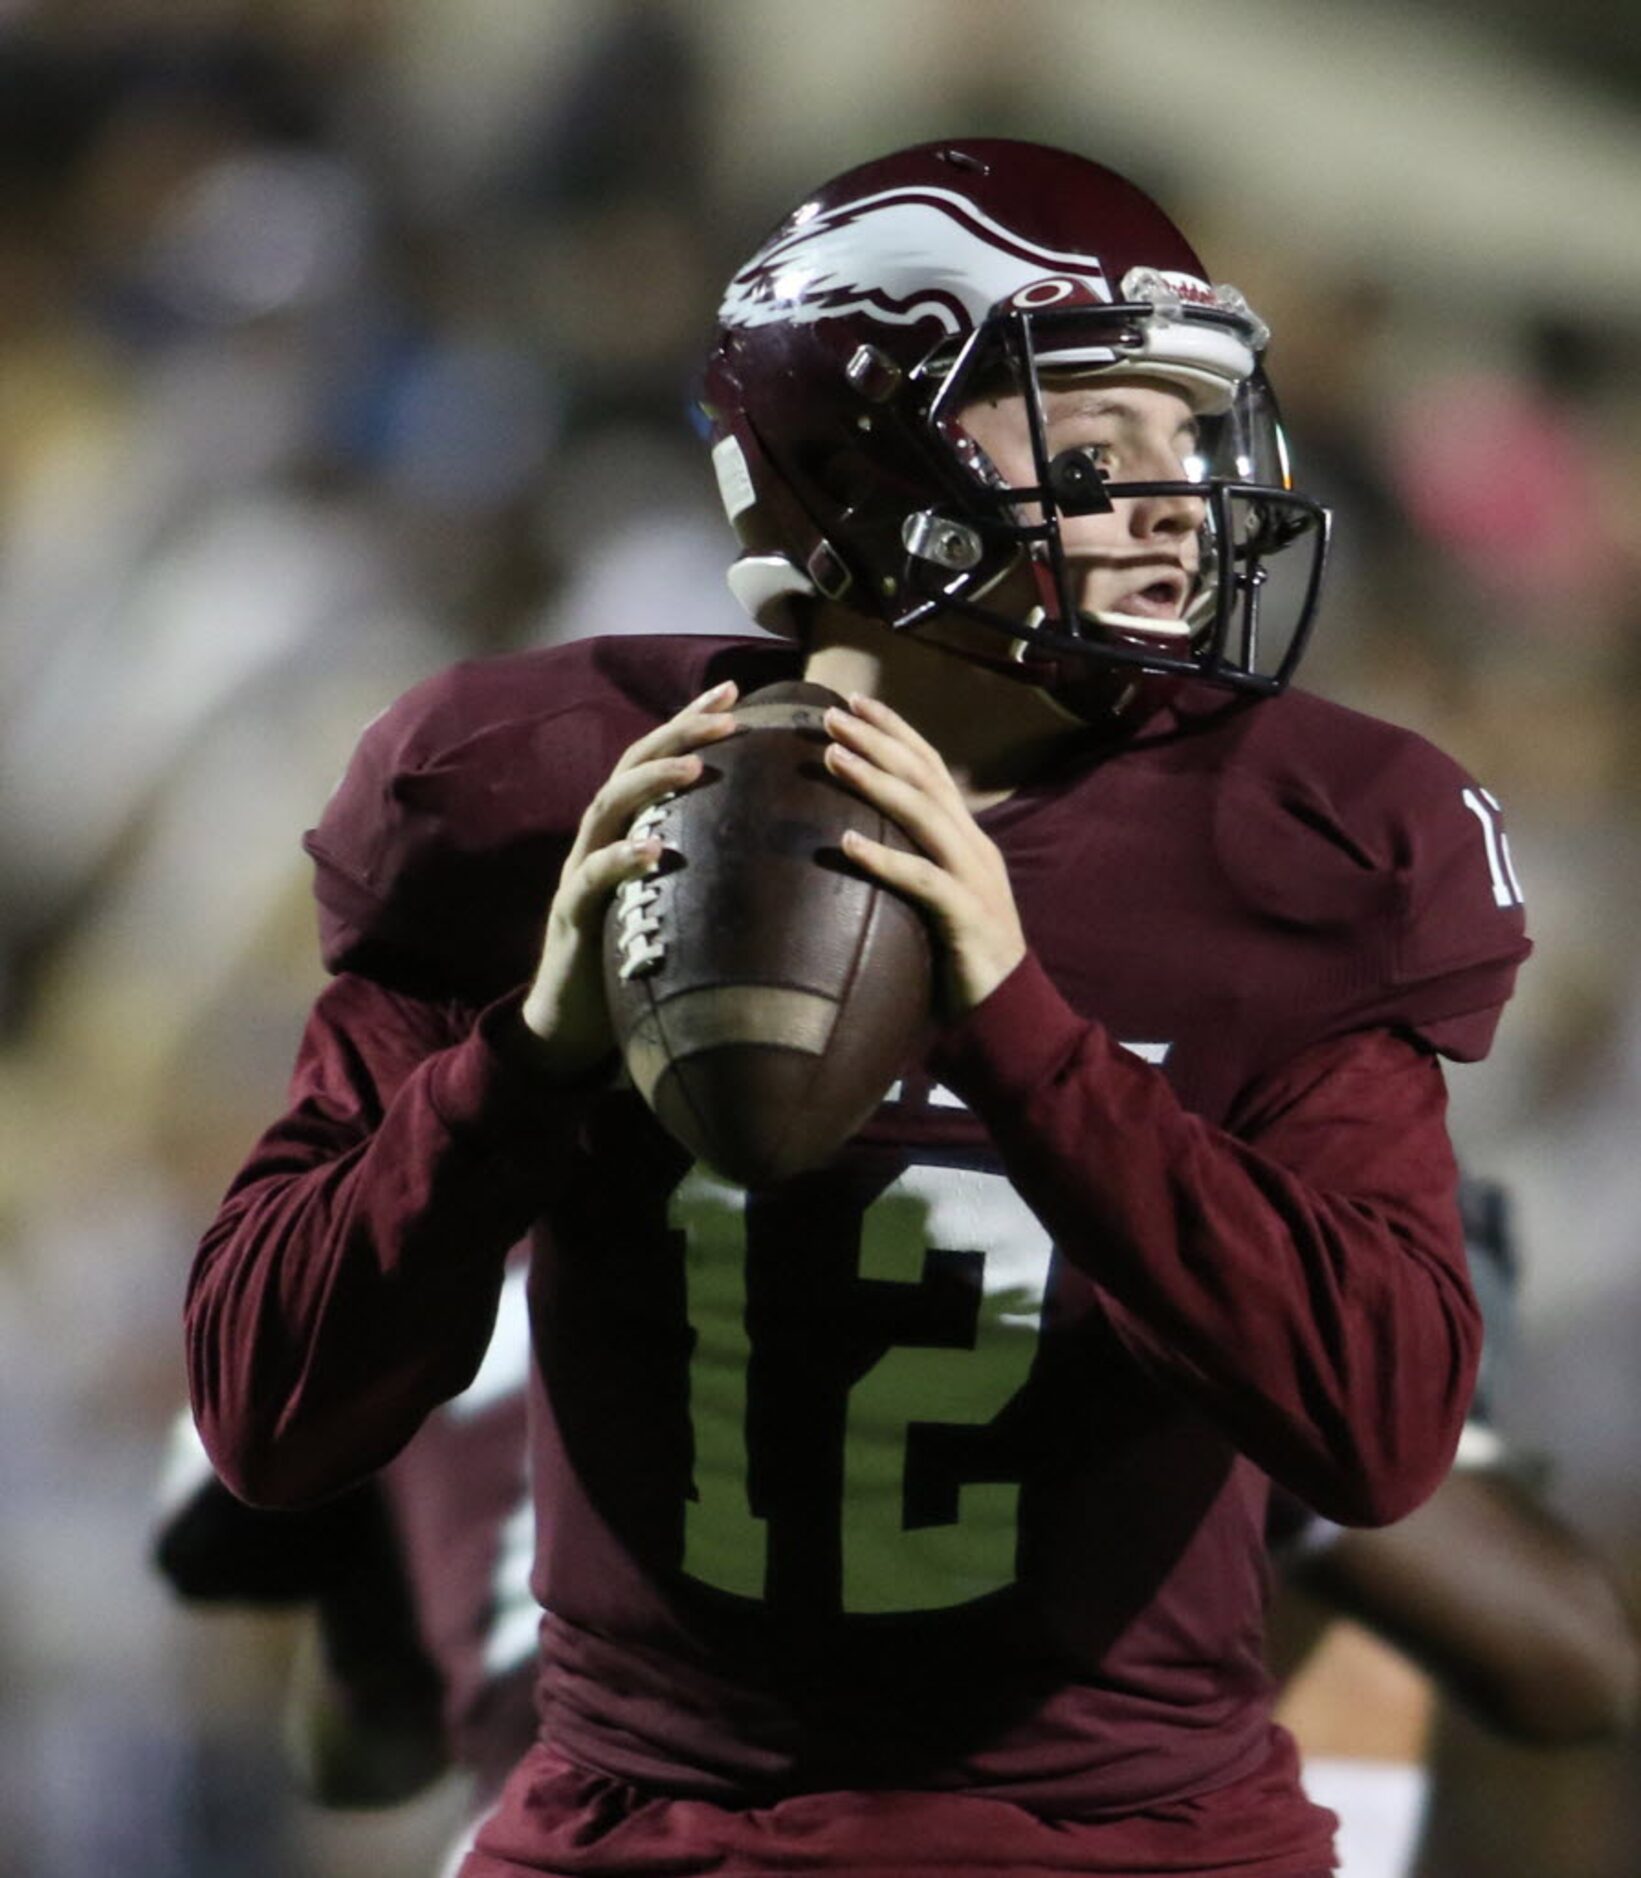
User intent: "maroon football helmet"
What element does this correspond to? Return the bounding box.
[700,139,1329,716]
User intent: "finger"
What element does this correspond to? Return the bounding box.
[571,753,703,863]
[825,698,952,779]
[611,710,737,779]
[825,701,971,823]
[611,679,740,776]
[822,704,932,781]
[824,741,976,872]
[559,830,663,930]
[685,676,739,714]
[842,693,949,773]
[842,829,1025,1014]
[838,827,966,923]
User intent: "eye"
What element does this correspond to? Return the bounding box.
[1051,430,1116,469]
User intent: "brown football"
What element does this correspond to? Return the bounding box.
[603,680,932,1185]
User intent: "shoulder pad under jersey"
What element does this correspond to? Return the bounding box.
[1209,689,1530,1061]
[302,635,789,1000]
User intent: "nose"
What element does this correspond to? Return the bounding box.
[1127,482,1206,543]
[1118,431,1206,543]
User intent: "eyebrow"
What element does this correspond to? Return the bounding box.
[1047,394,1199,442]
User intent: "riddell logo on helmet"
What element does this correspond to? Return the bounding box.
[1162,272,1218,306]
[720,186,1113,338]
[1009,278,1107,312]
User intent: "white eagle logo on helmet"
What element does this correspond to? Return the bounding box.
[718,185,1113,338]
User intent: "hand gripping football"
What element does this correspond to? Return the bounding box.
[603,680,932,1185]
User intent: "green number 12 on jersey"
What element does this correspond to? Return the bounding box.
[675,1162,1054,1615]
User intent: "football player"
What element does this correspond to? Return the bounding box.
[186,140,1531,1875]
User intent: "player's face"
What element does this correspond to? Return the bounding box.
[959,376,1206,626]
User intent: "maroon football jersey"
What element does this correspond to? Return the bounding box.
[187,634,1527,1873]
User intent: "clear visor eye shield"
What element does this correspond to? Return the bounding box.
[899,295,1331,696]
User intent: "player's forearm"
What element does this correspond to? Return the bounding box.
[187,995,573,1506]
[933,953,1479,1525]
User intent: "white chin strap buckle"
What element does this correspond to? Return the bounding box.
[725,554,815,628]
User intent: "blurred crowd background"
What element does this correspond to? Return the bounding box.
[0,1,1636,1873]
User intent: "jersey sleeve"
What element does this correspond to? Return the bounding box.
[187,658,621,1508]
[184,971,594,1508]
[931,955,1479,1527]
[1261,1177,1521,1558]
[152,1408,391,1603]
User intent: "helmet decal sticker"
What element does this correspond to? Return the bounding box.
[720,186,1112,338]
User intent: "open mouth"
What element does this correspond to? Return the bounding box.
[1111,572,1189,619]
[1084,564,1198,642]
[1027,560,1201,643]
